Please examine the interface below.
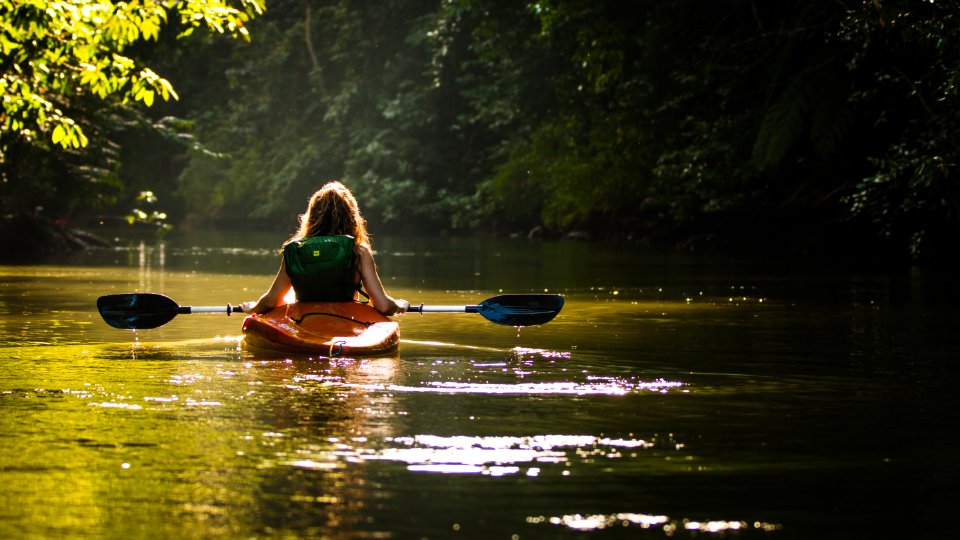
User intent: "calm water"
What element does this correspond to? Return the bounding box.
[1,232,958,539]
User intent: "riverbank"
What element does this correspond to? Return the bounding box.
[0,212,112,262]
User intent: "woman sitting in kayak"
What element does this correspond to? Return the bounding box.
[240,181,409,316]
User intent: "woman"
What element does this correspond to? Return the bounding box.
[240,181,408,316]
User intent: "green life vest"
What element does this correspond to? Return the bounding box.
[282,235,360,302]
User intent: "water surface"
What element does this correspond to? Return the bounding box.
[1,232,958,539]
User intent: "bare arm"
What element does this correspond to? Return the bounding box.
[240,258,293,314]
[357,245,408,316]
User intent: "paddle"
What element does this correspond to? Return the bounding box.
[97,293,564,330]
[407,294,564,326]
[97,293,245,330]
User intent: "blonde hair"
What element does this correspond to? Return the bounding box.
[291,181,370,247]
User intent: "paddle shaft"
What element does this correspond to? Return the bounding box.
[183,305,246,314]
[188,305,478,314]
[408,304,480,314]
[190,305,475,314]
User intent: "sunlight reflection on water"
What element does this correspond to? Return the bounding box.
[315,379,683,395]
[532,512,782,535]
[281,433,665,475]
[287,345,685,395]
[270,430,788,535]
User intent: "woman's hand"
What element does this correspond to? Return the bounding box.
[357,245,409,316]
[238,301,257,314]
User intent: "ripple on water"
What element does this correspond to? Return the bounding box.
[276,432,690,477]
[313,378,683,395]
[530,512,782,536]
[292,347,684,396]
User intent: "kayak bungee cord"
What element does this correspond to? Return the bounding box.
[292,311,375,327]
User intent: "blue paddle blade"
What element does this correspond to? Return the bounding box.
[475,294,564,326]
[97,293,182,329]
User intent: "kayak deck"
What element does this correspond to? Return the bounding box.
[242,302,399,356]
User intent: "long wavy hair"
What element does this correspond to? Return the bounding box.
[290,181,370,247]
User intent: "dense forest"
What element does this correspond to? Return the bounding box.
[2,0,958,261]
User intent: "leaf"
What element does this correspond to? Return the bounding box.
[159,79,179,101]
[52,125,65,144]
[752,78,812,172]
[811,99,853,158]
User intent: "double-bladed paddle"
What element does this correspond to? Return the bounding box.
[96,293,245,330]
[96,293,564,330]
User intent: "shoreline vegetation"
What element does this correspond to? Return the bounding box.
[3,210,948,269]
[0,212,113,262]
[2,2,957,264]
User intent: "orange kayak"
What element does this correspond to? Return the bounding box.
[241,302,399,356]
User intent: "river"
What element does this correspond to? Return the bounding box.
[1,231,958,539]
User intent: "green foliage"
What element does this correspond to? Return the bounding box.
[836,0,960,259]
[482,0,749,236]
[6,0,959,260]
[126,190,172,237]
[175,0,478,232]
[753,75,848,172]
[0,0,262,217]
[1,0,262,153]
[492,114,646,232]
[165,0,959,258]
[173,4,350,226]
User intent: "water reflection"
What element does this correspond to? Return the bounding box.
[326,379,683,395]
[2,236,959,539]
[358,433,657,472]
[536,513,782,535]
[135,240,165,294]
[237,355,406,536]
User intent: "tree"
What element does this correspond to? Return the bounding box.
[458,0,958,257]
[838,0,959,259]
[174,0,449,231]
[29,0,949,261]
[0,0,263,213]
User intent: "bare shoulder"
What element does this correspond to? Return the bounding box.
[355,244,375,267]
[355,243,373,258]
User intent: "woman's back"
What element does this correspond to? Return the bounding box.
[282,235,359,302]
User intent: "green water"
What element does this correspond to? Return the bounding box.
[1,232,958,539]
